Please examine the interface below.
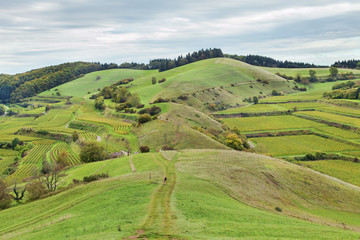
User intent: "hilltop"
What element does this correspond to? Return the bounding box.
[1,56,360,239]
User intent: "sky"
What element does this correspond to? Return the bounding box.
[1,0,360,74]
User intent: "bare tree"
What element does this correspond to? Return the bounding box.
[39,161,61,191]
[11,181,26,203]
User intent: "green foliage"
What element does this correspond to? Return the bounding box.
[72,131,79,142]
[26,181,46,201]
[252,96,259,104]
[225,133,244,150]
[0,105,5,115]
[271,89,282,96]
[329,66,338,78]
[332,81,355,90]
[0,179,12,210]
[138,113,152,124]
[80,142,105,163]
[151,77,156,85]
[94,96,105,110]
[11,138,21,149]
[83,173,109,182]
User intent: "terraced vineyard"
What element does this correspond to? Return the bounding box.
[79,132,97,141]
[12,140,55,180]
[114,123,132,135]
[50,142,80,165]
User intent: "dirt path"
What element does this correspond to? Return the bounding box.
[1,105,9,117]
[124,153,179,239]
[96,135,101,142]
[129,156,136,172]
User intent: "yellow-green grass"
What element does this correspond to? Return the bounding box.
[252,135,359,156]
[296,160,360,187]
[0,176,157,239]
[261,67,360,77]
[39,69,155,98]
[176,149,360,235]
[222,115,324,132]
[295,111,360,128]
[0,157,15,175]
[164,103,223,131]
[315,126,360,139]
[135,119,228,151]
[0,149,18,157]
[129,58,292,104]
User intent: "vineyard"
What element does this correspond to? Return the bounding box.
[114,124,131,135]
[12,140,55,179]
[79,132,97,141]
[50,142,80,165]
[0,149,18,157]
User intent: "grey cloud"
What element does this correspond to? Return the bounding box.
[1,0,360,74]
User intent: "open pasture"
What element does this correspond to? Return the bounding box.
[295,111,360,127]
[251,135,358,156]
[297,160,360,187]
[222,115,324,132]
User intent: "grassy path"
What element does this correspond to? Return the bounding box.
[133,153,179,239]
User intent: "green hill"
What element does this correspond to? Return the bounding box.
[0,150,359,239]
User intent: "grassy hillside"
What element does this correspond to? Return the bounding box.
[262,67,360,77]
[128,58,295,109]
[39,69,155,98]
[0,150,359,239]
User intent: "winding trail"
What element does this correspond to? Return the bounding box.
[1,105,9,117]
[125,152,179,239]
[129,156,136,172]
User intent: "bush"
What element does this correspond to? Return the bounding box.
[0,179,12,210]
[158,78,166,83]
[80,142,105,163]
[136,104,145,109]
[27,182,47,201]
[83,173,109,182]
[275,206,282,212]
[139,146,150,153]
[162,145,174,150]
[138,114,152,124]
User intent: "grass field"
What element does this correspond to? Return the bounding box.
[261,67,360,77]
[1,150,359,239]
[296,160,360,187]
[252,135,358,156]
[295,110,360,127]
[39,69,155,98]
[222,115,324,132]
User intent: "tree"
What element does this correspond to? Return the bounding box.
[151,77,157,85]
[357,62,360,70]
[138,113,152,124]
[11,138,20,149]
[252,96,259,104]
[40,161,61,191]
[0,179,12,209]
[80,142,105,163]
[329,66,338,78]
[225,133,244,150]
[95,96,105,110]
[309,70,318,82]
[294,74,302,83]
[11,181,26,203]
[57,149,69,166]
[26,181,46,201]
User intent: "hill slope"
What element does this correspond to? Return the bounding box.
[0,150,359,239]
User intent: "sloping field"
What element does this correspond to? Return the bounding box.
[222,115,324,132]
[0,151,359,239]
[39,69,155,98]
[252,135,358,156]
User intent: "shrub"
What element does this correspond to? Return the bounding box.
[275,206,282,212]
[138,114,152,124]
[83,173,109,182]
[139,146,150,153]
[158,78,166,83]
[136,104,145,109]
[80,142,105,163]
[0,179,12,210]
[162,145,174,150]
[27,182,47,201]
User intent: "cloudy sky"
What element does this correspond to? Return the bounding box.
[1,0,360,74]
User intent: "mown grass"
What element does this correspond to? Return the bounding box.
[296,160,360,187]
[175,150,360,236]
[295,110,360,127]
[261,67,360,77]
[39,69,155,98]
[252,135,358,156]
[222,115,324,132]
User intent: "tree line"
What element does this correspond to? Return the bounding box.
[332,60,360,69]
[224,54,327,68]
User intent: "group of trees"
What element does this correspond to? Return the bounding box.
[332,60,360,69]
[93,84,141,112]
[323,81,360,99]
[225,54,327,68]
[0,62,106,103]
